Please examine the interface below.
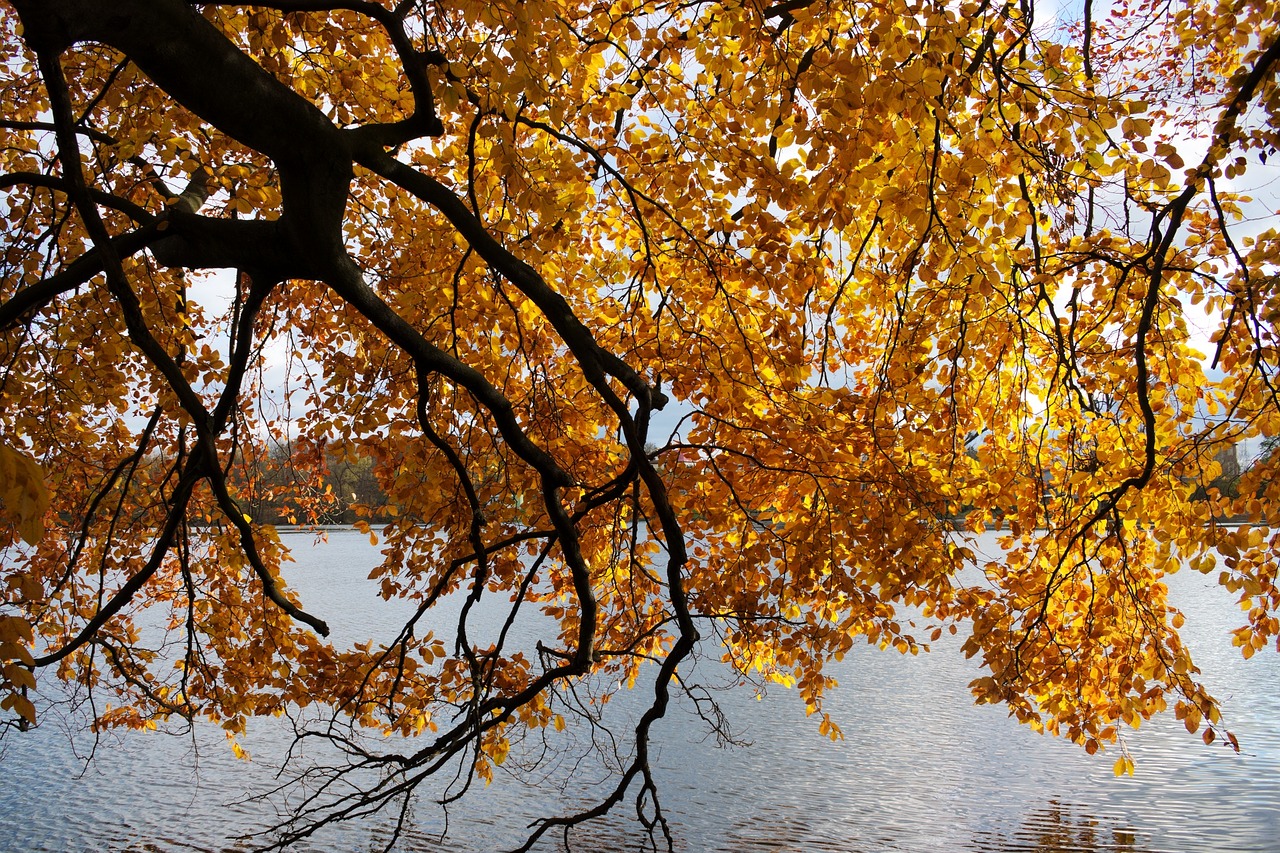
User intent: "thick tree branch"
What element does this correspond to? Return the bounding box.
[0,170,154,221]
[0,223,161,330]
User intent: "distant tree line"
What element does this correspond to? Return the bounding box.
[239,438,1252,528]
[235,442,390,526]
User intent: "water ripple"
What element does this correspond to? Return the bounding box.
[2,530,1278,852]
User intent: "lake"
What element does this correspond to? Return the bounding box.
[2,528,1278,852]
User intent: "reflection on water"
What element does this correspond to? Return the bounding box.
[971,802,1149,853]
[2,529,1278,852]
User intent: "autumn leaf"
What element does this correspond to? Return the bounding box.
[0,443,50,545]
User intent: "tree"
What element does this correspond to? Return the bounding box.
[1,0,1278,847]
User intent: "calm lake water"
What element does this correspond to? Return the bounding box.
[2,528,1278,852]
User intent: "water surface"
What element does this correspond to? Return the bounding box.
[2,529,1277,852]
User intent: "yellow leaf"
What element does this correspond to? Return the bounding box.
[0,443,50,545]
[2,662,35,690]
[1,691,35,724]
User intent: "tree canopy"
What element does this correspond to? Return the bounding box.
[1,0,1279,847]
